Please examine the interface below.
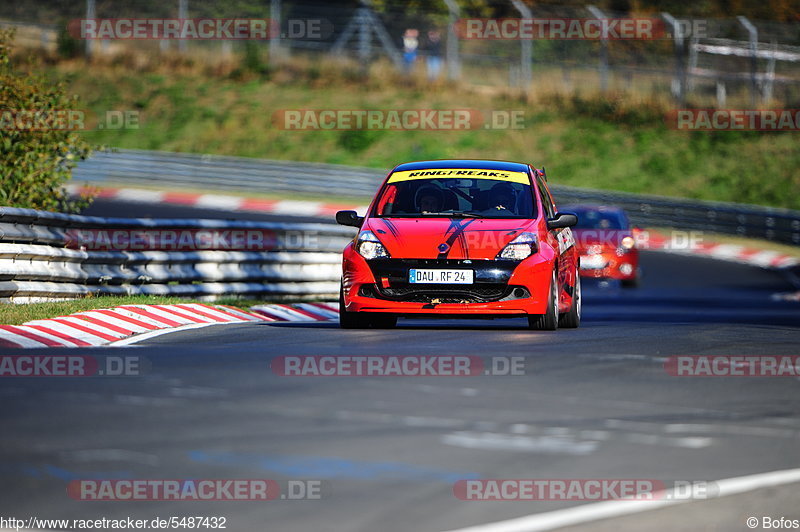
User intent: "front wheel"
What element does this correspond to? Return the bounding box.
[529,270,559,331]
[558,270,581,328]
[339,287,397,329]
[339,287,371,329]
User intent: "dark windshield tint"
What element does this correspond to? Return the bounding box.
[573,210,627,230]
[374,176,536,218]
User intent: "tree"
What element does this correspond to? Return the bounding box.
[0,29,93,212]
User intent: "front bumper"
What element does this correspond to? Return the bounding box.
[578,249,639,280]
[342,246,553,316]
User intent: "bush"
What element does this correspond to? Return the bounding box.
[56,22,81,59]
[0,29,93,212]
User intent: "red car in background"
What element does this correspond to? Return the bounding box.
[335,160,580,330]
[566,205,641,288]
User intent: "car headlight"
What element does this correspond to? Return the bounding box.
[497,232,538,261]
[357,230,390,260]
[617,235,636,255]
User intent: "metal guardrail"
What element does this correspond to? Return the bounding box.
[74,149,800,245]
[74,149,385,199]
[0,206,351,302]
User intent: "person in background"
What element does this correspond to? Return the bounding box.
[402,28,419,74]
[425,29,443,81]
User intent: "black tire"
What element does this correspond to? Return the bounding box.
[339,287,371,329]
[370,315,398,329]
[529,270,559,331]
[558,270,581,329]
[621,277,640,289]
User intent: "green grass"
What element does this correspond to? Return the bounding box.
[0,295,255,326]
[28,55,800,210]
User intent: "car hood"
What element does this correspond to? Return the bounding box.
[366,217,534,260]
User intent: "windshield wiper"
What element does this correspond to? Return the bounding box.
[420,212,485,218]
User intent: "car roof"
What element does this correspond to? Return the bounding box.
[392,159,531,173]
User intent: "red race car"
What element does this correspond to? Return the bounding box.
[335,160,580,330]
[566,204,641,288]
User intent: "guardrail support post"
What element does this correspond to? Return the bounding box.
[443,0,461,80]
[510,0,532,92]
[85,0,95,58]
[587,6,609,92]
[738,16,759,107]
[178,0,188,53]
[270,0,282,63]
[662,12,686,105]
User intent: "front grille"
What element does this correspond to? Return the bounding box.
[359,284,529,303]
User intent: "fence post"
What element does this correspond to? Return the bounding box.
[270,0,282,63]
[737,16,758,107]
[716,81,726,107]
[587,6,609,92]
[764,40,776,102]
[85,0,95,58]
[509,0,532,92]
[662,12,686,105]
[178,0,188,53]
[443,0,461,80]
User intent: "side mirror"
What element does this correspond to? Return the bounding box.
[547,212,578,230]
[336,210,364,228]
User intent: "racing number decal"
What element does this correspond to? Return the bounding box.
[556,227,575,254]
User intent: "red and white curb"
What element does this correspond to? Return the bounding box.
[644,230,799,270]
[65,184,368,218]
[250,302,339,322]
[0,303,338,349]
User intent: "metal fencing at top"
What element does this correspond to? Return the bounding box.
[4,1,800,105]
[71,149,800,246]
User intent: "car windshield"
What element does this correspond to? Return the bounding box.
[374,169,536,219]
[573,210,627,230]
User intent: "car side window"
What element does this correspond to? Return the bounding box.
[535,176,555,219]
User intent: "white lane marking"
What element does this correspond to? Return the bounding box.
[663,423,800,439]
[59,449,159,466]
[440,467,800,532]
[334,410,467,428]
[441,431,599,455]
[623,432,713,449]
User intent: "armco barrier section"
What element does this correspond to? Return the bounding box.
[0,207,352,302]
[73,150,800,245]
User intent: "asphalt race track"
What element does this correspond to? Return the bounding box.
[0,200,798,531]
